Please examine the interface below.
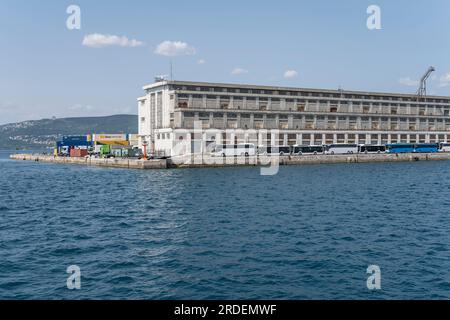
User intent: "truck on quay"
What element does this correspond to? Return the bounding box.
[111,147,144,158]
[97,145,143,159]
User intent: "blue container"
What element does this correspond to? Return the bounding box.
[59,136,92,147]
[62,135,88,144]
[57,137,92,148]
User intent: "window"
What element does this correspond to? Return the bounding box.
[199,112,209,119]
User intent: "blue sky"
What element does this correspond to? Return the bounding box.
[1,0,450,124]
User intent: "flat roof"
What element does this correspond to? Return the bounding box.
[143,80,450,100]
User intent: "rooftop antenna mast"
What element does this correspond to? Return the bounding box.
[338,85,344,98]
[417,66,435,100]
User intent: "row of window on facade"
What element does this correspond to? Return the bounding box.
[181,112,450,124]
[170,85,449,104]
[175,97,450,115]
[157,132,172,140]
[181,117,450,131]
[160,132,450,145]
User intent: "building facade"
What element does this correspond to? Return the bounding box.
[138,80,450,156]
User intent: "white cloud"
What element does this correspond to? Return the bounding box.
[231,68,248,75]
[197,59,206,65]
[439,73,450,88]
[398,77,419,87]
[82,34,144,48]
[154,41,196,57]
[284,70,298,79]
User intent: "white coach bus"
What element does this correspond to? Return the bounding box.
[325,144,359,155]
[440,143,450,152]
[211,144,256,157]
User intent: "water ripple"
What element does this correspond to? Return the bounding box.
[1,151,450,299]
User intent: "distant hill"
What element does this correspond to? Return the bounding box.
[0,114,138,149]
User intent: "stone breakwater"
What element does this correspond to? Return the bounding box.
[9,154,168,169]
[10,152,450,170]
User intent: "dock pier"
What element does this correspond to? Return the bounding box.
[9,152,450,170]
[9,154,168,169]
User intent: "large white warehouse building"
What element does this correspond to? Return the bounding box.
[138,80,450,156]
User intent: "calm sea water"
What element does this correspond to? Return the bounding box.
[1,150,450,300]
